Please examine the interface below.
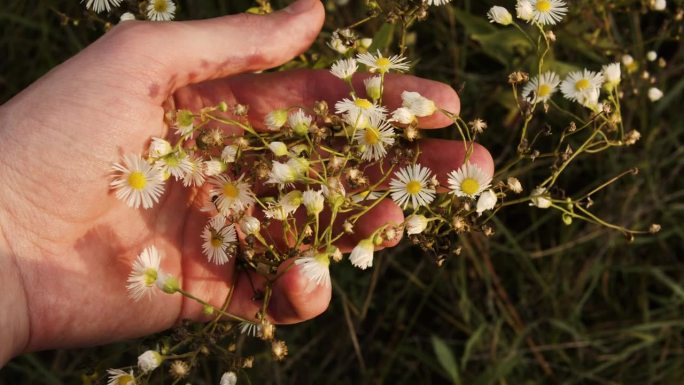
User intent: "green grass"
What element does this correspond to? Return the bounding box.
[2,0,684,384]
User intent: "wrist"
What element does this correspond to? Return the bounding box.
[0,106,30,366]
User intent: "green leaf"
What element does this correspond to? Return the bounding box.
[431,335,462,385]
[453,8,497,36]
[368,23,394,53]
[461,324,487,370]
[472,30,534,66]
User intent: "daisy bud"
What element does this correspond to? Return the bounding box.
[175,110,194,136]
[602,63,621,86]
[119,12,136,22]
[302,189,325,216]
[269,141,289,157]
[221,145,238,163]
[202,305,214,316]
[156,272,180,294]
[138,350,163,373]
[265,109,288,131]
[266,161,296,185]
[360,37,373,49]
[287,156,310,176]
[203,159,226,176]
[507,177,523,193]
[647,51,658,62]
[530,187,552,209]
[239,216,261,235]
[405,214,428,235]
[487,6,513,26]
[149,137,173,158]
[648,87,664,102]
[401,91,436,117]
[516,0,534,20]
[350,239,374,270]
[220,371,238,385]
[288,109,312,136]
[364,76,382,101]
[328,36,349,54]
[476,189,497,214]
[391,107,416,124]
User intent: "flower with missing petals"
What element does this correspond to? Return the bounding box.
[522,72,560,103]
[111,154,165,209]
[389,163,436,209]
[330,58,358,80]
[126,246,162,301]
[476,189,497,214]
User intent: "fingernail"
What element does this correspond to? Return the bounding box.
[284,0,316,14]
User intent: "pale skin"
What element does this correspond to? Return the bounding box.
[0,0,494,366]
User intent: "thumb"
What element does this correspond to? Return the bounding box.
[114,0,324,99]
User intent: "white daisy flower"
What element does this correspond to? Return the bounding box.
[288,109,312,136]
[389,163,436,209]
[350,239,375,270]
[149,137,173,158]
[522,71,561,103]
[330,58,358,81]
[516,0,534,20]
[401,91,437,117]
[560,69,604,103]
[201,216,237,265]
[126,245,162,301]
[648,87,664,102]
[447,162,492,198]
[354,114,395,161]
[181,155,206,187]
[335,97,387,123]
[295,251,331,290]
[529,0,567,25]
[238,216,261,235]
[107,369,135,385]
[221,145,238,163]
[405,214,428,235]
[302,189,325,216]
[391,107,416,124]
[157,151,193,181]
[220,372,238,385]
[209,174,254,214]
[364,76,382,101]
[138,350,163,373]
[146,0,175,21]
[530,187,552,208]
[487,6,513,25]
[602,63,622,86]
[111,154,165,209]
[85,0,122,13]
[476,189,497,214]
[356,50,410,74]
[265,109,288,131]
[269,141,288,157]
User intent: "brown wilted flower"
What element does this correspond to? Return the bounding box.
[624,130,641,145]
[261,320,275,341]
[507,177,523,193]
[233,103,249,116]
[169,360,190,380]
[469,119,487,134]
[649,223,661,234]
[271,340,288,361]
[508,71,529,84]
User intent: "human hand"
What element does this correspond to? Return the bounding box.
[0,0,493,365]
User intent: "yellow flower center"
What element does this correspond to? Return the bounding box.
[128,171,147,190]
[535,0,551,12]
[460,178,480,196]
[375,57,391,71]
[364,127,380,145]
[117,375,134,385]
[538,84,552,97]
[211,236,223,248]
[406,180,422,195]
[354,98,373,109]
[153,0,169,12]
[575,79,591,91]
[143,268,158,287]
[223,183,239,198]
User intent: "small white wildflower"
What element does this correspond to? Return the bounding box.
[85,0,122,13]
[328,36,349,54]
[280,190,303,213]
[330,58,358,80]
[354,114,395,161]
[335,97,387,123]
[389,163,436,209]
[107,369,135,385]
[530,187,552,208]
[447,163,492,198]
[648,87,664,102]
[288,109,312,136]
[111,154,165,209]
[646,51,658,61]
[602,63,622,86]
[156,151,192,181]
[138,350,163,373]
[209,174,254,214]
[516,0,534,20]
[295,251,331,290]
[174,110,194,136]
[401,91,436,117]
[201,216,237,265]
[265,109,288,131]
[522,71,561,103]
[181,155,206,187]
[424,0,452,6]
[476,189,497,214]
[302,189,325,216]
[364,76,383,101]
[360,37,373,48]
[651,0,667,11]
[220,371,238,385]
[350,239,374,270]
[356,50,410,74]
[126,246,162,301]
[221,145,238,163]
[507,177,523,193]
[239,216,260,235]
[529,0,567,25]
[119,12,136,21]
[269,141,289,157]
[560,69,604,103]
[405,214,428,235]
[266,161,297,186]
[203,159,226,177]
[487,6,513,25]
[391,107,416,124]
[146,0,175,21]
[149,137,172,158]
